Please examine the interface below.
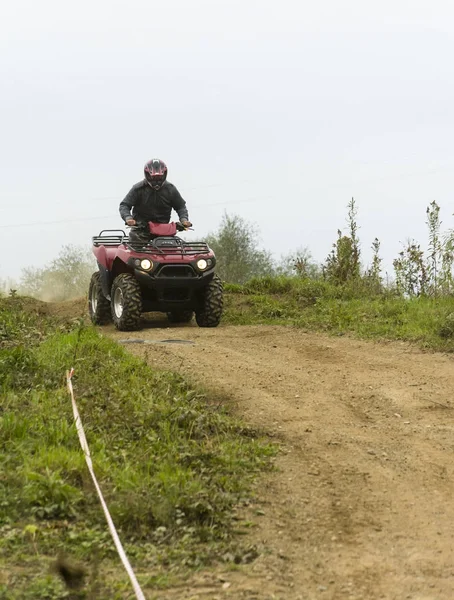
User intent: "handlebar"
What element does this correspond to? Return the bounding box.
[126,222,193,231]
[176,222,193,231]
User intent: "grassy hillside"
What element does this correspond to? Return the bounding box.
[224,276,454,351]
[0,297,274,599]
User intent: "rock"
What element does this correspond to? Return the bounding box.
[308,468,320,476]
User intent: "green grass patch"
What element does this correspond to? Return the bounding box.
[224,276,454,351]
[0,297,274,598]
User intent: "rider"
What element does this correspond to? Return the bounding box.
[119,159,192,245]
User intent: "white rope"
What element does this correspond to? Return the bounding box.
[66,368,146,600]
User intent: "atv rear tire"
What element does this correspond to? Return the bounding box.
[111,273,142,331]
[88,272,112,325]
[195,274,223,327]
[167,310,193,324]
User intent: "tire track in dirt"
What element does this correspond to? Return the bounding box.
[105,322,454,600]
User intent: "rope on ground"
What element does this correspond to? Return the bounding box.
[66,368,146,600]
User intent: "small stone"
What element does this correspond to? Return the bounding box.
[318,585,328,591]
[394,413,402,418]
[222,553,234,563]
[367,449,376,455]
[308,468,320,476]
[222,582,231,590]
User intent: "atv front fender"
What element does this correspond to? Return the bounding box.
[97,263,112,300]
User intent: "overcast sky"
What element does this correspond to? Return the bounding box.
[1,0,454,281]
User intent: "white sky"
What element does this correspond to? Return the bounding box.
[1,0,454,280]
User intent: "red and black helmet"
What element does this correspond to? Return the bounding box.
[144,158,168,190]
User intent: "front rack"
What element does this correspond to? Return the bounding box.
[92,232,211,255]
[92,233,126,247]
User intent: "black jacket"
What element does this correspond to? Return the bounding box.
[119,180,189,224]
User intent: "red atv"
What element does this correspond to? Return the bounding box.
[88,222,223,330]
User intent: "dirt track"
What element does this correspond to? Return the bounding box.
[96,318,454,600]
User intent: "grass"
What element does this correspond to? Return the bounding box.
[0,297,275,598]
[224,276,454,351]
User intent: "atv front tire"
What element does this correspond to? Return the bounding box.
[88,272,112,325]
[111,273,142,331]
[167,310,193,324]
[195,274,223,328]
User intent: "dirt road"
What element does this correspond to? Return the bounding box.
[105,320,454,600]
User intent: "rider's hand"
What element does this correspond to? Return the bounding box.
[126,219,136,226]
[181,220,192,228]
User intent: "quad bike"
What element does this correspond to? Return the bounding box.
[88,222,223,330]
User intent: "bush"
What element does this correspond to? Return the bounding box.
[19,245,95,301]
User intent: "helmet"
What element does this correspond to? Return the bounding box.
[144,158,168,190]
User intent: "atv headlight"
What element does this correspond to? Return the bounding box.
[196,259,208,271]
[140,259,153,270]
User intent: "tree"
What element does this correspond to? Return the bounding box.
[393,240,427,297]
[324,230,360,284]
[276,247,321,279]
[323,198,362,285]
[19,245,95,301]
[426,200,442,295]
[347,197,361,279]
[392,201,454,297]
[365,237,383,291]
[206,213,274,283]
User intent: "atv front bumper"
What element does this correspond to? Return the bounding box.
[134,268,215,311]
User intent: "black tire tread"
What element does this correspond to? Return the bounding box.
[111,273,142,331]
[88,272,112,325]
[195,275,223,327]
